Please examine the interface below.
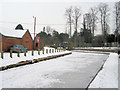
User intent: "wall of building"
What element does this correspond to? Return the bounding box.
[34,35,41,50]
[2,36,22,51]
[22,31,33,50]
[1,31,33,51]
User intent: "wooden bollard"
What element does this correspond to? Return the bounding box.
[49,49,51,53]
[52,49,54,53]
[56,49,57,52]
[24,50,26,56]
[42,49,44,54]
[32,50,34,56]
[10,50,12,58]
[17,50,20,57]
[1,51,3,59]
[46,49,48,54]
[38,49,40,55]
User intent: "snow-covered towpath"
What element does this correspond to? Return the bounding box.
[0,47,70,67]
[89,53,118,88]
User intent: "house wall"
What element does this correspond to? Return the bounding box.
[2,36,22,51]
[1,31,33,51]
[22,31,33,50]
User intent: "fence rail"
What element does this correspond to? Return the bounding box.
[0,48,64,59]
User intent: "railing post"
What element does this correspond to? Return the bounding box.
[1,51,3,59]
[24,50,27,56]
[49,49,51,53]
[17,50,20,57]
[10,50,12,58]
[52,49,54,53]
[42,48,44,54]
[32,50,34,56]
[46,49,48,54]
[38,49,40,55]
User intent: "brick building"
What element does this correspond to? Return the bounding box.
[0,24,34,52]
[0,29,33,52]
[0,24,42,52]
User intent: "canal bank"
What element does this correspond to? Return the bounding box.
[0,51,72,71]
[88,53,118,89]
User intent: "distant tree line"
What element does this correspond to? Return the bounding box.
[64,2,120,48]
[37,30,69,49]
[37,1,120,49]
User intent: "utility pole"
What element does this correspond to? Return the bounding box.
[33,16,36,40]
[33,16,36,50]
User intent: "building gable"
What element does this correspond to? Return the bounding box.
[22,30,33,50]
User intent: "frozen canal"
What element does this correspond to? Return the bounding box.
[1,51,109,88]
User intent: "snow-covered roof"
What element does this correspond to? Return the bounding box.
[0,28,27,38]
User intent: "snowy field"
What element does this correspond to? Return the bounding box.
[89,53,118,88]
[75,47,117,50]
[0,47,70,67]
[0,51,109,88]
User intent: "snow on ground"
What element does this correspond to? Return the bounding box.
[1,51,108,88]
[0,47,70,67]
[0,48,118,88]
[75,47,117,50]
[0,71,1,90]
[73,50,109,54]
[0,47,70,89]
[89,53,118,88]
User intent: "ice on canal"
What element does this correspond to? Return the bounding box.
[1,51,108,88]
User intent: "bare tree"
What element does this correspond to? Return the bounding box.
[45,26,54,35]
[90,7,98,36]
[65,6,73,38]
[115,1,120,36]
[84,13,92,30]
[73,6,81,36]
[82,7,98,37]
[98,3,110,36]
[46,26,51,34]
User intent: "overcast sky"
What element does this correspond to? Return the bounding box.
[0,0,119,36]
